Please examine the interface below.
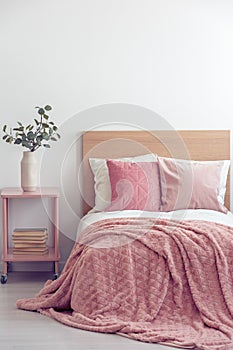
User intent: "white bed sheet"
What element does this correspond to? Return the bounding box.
[77,209,233,240]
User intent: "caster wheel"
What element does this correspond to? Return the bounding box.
[1,274,7,284]
[52,273,59,280]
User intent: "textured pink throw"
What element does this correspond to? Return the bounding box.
[17,218,233,350]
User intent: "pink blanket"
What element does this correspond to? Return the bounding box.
[17,218,233,350]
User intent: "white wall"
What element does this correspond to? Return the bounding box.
[1,0,233,271]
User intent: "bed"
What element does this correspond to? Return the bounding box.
[17,130,233,350]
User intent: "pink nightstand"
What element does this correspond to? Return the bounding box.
[1,187,60,284]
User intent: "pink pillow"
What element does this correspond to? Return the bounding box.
[105,160,161,211]
[158,157,228,213]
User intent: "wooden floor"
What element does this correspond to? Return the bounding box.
[0,272,181,350]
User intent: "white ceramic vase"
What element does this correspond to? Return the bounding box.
[21,151,38,192]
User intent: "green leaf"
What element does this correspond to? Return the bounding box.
[42,123,49,128]
[3,125,7,132]
[38,108,45,115]
[43,114,49,120]
[14,126,24,132]
[17,121,23,126]
[49,121,54,125]
[14,138,22,144]
[56,133,61,139]
[36,137,42,146]
[36,135,43,141]
[51,137,57,141]
[53,126,58,131]
[2,134,8,140]
[22,140,31,149]
[42,132,49,140]
[27,131,35,140]
[6,136,13,143]
[44,105,52,111]
[43,144,51,148]
[34,119,39,125]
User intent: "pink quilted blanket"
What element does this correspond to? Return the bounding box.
[17,218,233,350]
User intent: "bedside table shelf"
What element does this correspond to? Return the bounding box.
[3,247,59,262]
[1,187,60,283]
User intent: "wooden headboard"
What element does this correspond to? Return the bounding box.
[82,130,230,215]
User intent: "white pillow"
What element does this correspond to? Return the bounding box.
[89,153,157,212]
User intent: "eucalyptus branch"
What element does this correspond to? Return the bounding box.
[2,105,60,152]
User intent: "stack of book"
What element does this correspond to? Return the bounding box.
[12,228,48,255]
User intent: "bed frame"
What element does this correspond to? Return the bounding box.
[82,130,230,215]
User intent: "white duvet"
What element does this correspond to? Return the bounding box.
[77,209,233,240]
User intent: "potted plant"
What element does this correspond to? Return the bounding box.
[2,105,60,191]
